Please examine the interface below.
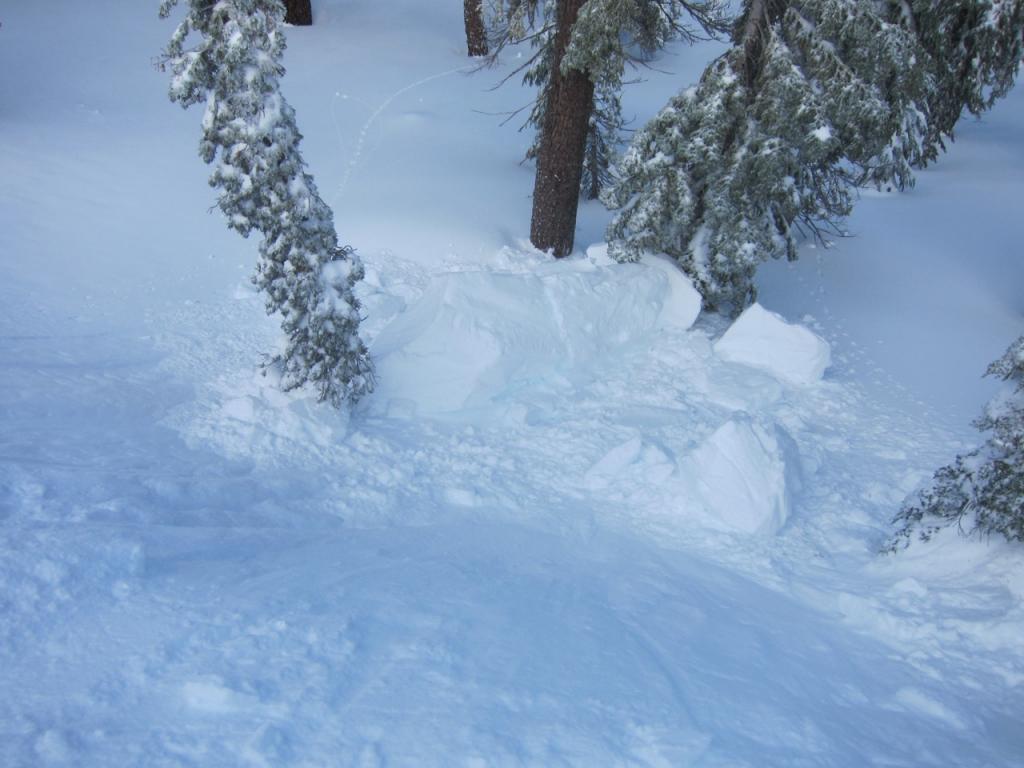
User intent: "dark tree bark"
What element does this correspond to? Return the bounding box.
[464,0,489,56]
[284,0,313,26]
[530,0,594,257]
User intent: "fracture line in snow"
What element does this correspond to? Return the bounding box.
[330,65,474,206]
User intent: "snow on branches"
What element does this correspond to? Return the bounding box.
[605,0,930,313]
[908,0,1024,158]
[159,0,373,407]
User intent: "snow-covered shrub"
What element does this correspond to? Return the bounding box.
[889,336,1024,548]
[159,0,374,406]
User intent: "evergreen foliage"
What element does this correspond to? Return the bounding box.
[901,0,1024,159]
[563,0,728,199]
[158,0,374,407]
[605,0,929,312]
[889,337,1024,548]
[492,0,727,201]
[581,81,624,199]
[561,0,728,80]
[488,0,726,256]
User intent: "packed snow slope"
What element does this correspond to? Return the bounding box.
[2,1,1023,766]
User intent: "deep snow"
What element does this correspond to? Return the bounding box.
[1,1,1022,766]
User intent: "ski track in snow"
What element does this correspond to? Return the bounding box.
[2,1,1023,766]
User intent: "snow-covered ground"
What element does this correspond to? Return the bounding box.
[1,1,1022,766]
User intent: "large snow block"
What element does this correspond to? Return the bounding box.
[714,304,830,387]
[371,258,696,414]
[684,417,793,536]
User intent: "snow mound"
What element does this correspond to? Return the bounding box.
[682,417,796,535]
[714,303,831,386]
[370,257,699,415]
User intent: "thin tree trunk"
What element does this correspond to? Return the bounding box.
[464,0,489,56]
[530,0,594,257]
[284,0,313,26]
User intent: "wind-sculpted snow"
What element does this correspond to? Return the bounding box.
[1,0,1023,766]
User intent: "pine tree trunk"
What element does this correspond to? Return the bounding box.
[464,0,489,56]
[284,0,313,26]
[530,0,594,257]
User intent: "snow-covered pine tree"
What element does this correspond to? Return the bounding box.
[522,30,625,201]
[560,0,729,85]
[158,0,374,407]
[492,1,708,208]
[528,0,729,256]
[605,0,929,312]
[889,336,1024,548]
[897,0,1024,160]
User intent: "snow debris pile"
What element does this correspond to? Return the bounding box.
[354,245,820,538]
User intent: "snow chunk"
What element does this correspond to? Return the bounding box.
[714,304,830,386]
[683,417,794,535]
[584,242,614,265]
